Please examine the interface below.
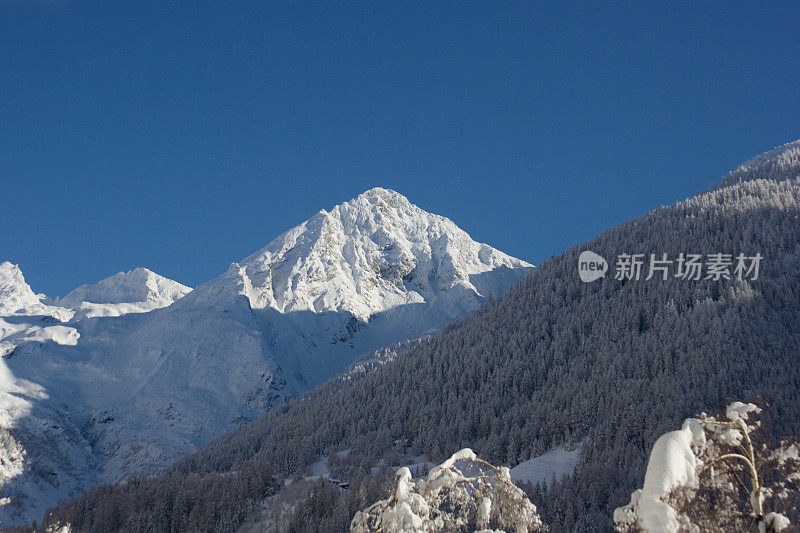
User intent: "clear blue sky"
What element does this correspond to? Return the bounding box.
[2,1,798,296]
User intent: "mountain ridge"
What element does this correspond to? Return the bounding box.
[721,139,800,188]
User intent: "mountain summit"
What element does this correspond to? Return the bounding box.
[228,187,529,318]
[59,267,192,319]
[0,189,532,525]
[0,262,71,320]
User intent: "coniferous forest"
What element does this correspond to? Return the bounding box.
[35,146,800,531]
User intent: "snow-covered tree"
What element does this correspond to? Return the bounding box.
[614,402,797,533]
[351,448,545,532]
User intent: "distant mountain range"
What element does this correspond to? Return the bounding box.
[0,188,531,526]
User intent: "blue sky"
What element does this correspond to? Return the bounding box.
[2,1,798,296]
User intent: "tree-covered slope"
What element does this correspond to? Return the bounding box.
[39,143,800,532]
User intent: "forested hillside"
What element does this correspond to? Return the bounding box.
[38,142,800,532]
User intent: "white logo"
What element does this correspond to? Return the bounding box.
[578,251,608,282]
[577,251,762,282]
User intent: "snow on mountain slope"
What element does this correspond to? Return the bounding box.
[0,360,95,526]
[0,319,79,356]
[58,267,192,319]
[0,262,78,356]
[0,264,194,522]
[722,139,800,187]
[510,442,584,487]
[0,264,190,356]
[239,187,530,317]
[0,262,72,321]
[0,188,532,525]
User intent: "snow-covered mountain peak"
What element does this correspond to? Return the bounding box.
[237,189,533,318]
[0,191,533,525]
[58,267,192,319]
[354,186,414,207]
[0,262,71,321]
[0,263,77,355]
[60,267,191,307]
[0,262,39,315]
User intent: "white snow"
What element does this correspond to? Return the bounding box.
[510,442,583,486]
[614,402,790,533]
[0,359,95,526]
[614,418,705,533]
[351,448,544,532]
[760,512,791,533]
[59,267,191,319]
[0,265,189,352]
[726,401,761,423]
[0,262,73,321]
[0,263,81,356]
[366,466,430,533]
[0,264,193,525]
[768,443,799,465]
[0,318,79,352]
[238,187,531,319]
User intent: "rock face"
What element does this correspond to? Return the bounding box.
[0,188,532,526]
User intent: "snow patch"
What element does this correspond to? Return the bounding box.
[726,401,761,423]
[760,512,791,533]
[510,442,583,486]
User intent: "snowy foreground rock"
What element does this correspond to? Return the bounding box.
[351,448,546,533]
[614,402,795,533]
[0,188,532,525]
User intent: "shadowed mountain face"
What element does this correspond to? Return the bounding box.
[34,141,800,532]
[0,188,532,526]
